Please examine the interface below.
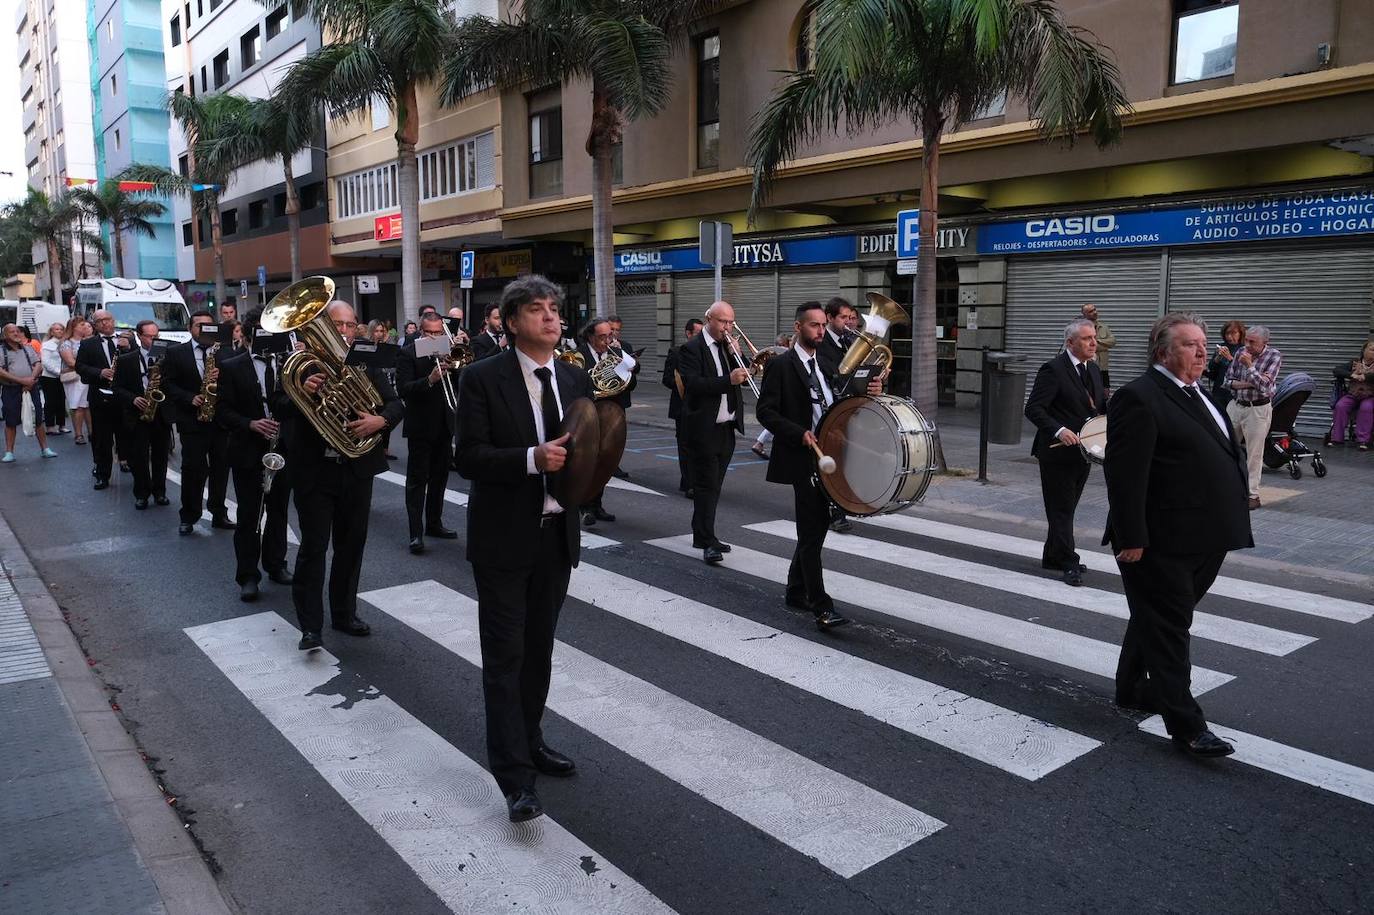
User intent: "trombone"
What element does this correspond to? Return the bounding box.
[436,337,473,413]
[725,325,768,398]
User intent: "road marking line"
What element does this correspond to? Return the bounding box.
[569,563,1100,780]
[861,514,1372,624]
[362,580,944,877]
[745,521,1314,657]
[648,536,1233,695]
[605,478,663,496]
[1137,716,1374,807]
[166,468,298,544]
[185,612,674,914]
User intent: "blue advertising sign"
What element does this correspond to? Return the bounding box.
[895,209,921,258]
[256,265,267,287]
[460,250,476,280]
[978,190,1374,255]
[613,234,858,275]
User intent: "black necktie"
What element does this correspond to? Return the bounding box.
[715,340,740,416]
[104,336,116,364]
[1077,362,1097,411]
[534,366,560,496]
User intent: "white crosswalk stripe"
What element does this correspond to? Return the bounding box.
[186,611,675,914]
[361,580,945,877]
[567,563,1101,780]
[744,520,1315,657]
[861,514,1373,624]
[647,535,1235,694]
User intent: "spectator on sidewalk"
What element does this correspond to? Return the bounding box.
[39,322,69,436]
[1081,303,1117,389]
[1,323,57,462]
[60,317,92,444]
[1330,339,1374,451]
[1205,320,1245,408]
[1225,325,1281,510]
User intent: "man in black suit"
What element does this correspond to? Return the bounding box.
[215,308,293,603]
[112,320,172,510]
[605,314,639,481]
[1025,319,1106,587]
[455,274,591,823]
[677,300,751,565]
[574,317,626,526]
[756,303,861,632]
[1104,313,1252,758]
[395,312,458,554]
[162,311,234,535]
[471,303,506,360]
[817,296,857,382]
[75,309,127,489]
[662,318,703,497]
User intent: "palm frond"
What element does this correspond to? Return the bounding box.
[576,14,671,118]
[280,42,389,119]
[439,15,572,107]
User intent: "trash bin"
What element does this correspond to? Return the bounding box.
[985,360,1026,445]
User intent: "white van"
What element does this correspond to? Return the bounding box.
[76,278,192,344]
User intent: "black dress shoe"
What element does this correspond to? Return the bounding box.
[1063,567,1084,587]
[240,580,260,602]
[703,546,724,565]
[531,744,577,777]
[153,495,170,506]
[713,542,731,554]
[592,507,615,522]
[409,536,425,555]
[298,631,322,651]
[211,515,237,530]
[331,617,371,637]
[581,511,596,528]
[178,522,194,535]
[683,488,694,500]
[1172,729,1235,758]
[505,787,544,823]
[266,569,294,586]
[612,467,629,479]
[815,609,850,631]
[829,517,853,534]
[134,498,148,510]
[93,479,110,490]
[424,526,458,539]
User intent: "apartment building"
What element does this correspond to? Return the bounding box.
[89,0,178,279]
[495,0,1374,429]
[14,0,100,297]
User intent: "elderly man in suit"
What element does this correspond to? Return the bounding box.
[1104,312,1252,758]
[395,312,459,554]
[111,320,171,508]
[1025,318,1106,587]
[455,274,592,823]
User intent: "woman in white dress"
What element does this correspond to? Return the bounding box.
[59,317,92,444]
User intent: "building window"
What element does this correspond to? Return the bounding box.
[170,15,181,46]
[266,5,287,39]
[240,26,260,69]
[334,164,399,219]
[178,153,189,177]
[527,89,562,198]
[696,33,720,170]
[300,183,322,210]
[210,0,223,10]
[370,95,389,132]
[273,192,286,218]
[112,128,120,151]
[106,19,112,41]
[795,2,816,70]
[185,2,191,26]
[110,73,117,95]
[418,131,496,203]
[973,91,1007,120]
[1173,1,1238,84]
[200,66,207,94]
[221,208,237,235]
[248,199,266,228]
[213,50,229,88]
[181,221,193,246]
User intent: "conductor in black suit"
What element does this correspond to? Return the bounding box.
[214,308,293,603]
[279,300,404,651]
[661,318,703,496]
[112,320,171,509]
[455,274,591,823]
[1104,313,1252,758]
[75,309,126,489]
[1025,319,1105,587]
[162,311,234,535]
[395,312,459,554]
[677,300,751,565]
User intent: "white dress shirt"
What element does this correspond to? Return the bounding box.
[1152,364,1228,435]
[515,347,565,514]
[705,331,736,424]
[794,342,834,431]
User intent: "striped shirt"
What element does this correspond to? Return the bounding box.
[1225,345,1282,402]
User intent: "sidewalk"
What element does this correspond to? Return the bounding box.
[625,381,1374,586]
[0,516,233,915]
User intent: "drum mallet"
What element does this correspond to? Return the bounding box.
[809,441,837,475]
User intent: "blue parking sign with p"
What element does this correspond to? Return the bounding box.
[896,209,921,258]
[460,251,475,281]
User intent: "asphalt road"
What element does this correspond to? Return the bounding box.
[3,423,1371,915]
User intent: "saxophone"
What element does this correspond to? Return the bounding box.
[196,343,220,422]
[139,360,165,423]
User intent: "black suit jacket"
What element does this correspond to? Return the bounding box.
[455,349,592,571]
[471,331,503,361]
[274,360,404,485]
[161,341,226,431]
[1025,352,1106,459]
[76,336,120,397]
[215,351,285,470]
[676,331,745,436]
[756,348,827,485]
[112,350,172,428]
[817,331,847,384]
[1103,368,1253,555]
[395,343,457,440]
[578,341,636,409]
[662,344,685,420]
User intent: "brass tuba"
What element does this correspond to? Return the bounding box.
[260,276,384,459]
[836,292,911,392]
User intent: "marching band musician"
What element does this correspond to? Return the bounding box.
[661,318,703,498]
[163,311,235,536]
[75,309,127,490]
[575,318,623,526]
[455,275,592,823]
[677,300,750,565]
[215,307,294,603]
[112,320,171,511]
[605,314,638,480]
[396,312,459,554]
[279,300,403,651]
[818,297,858,381]
[471,303,507,360]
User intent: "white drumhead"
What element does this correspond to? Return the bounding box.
[835,403,902,507]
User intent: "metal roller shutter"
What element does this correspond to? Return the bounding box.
[778,269,843,341]
[673,273,716,341]
[1167,244,1374,432]
[673,270,780,348]
[611,276,662,378]
[1005,253,1162,394]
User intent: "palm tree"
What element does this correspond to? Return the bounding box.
[200,93,318,283]
[440,0,723,318]
[278,0,456,319]
[6,188,105,304]
[119,91,251,307]
[748,0,1129,432]
[69,180,168,278]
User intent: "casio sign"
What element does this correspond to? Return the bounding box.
[1024,215,1118,237]
[618,250,663,268]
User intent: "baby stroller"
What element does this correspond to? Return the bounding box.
[1263,373,1327,480]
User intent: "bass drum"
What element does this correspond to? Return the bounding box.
[815,394,936,516]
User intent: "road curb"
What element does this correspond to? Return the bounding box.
[0,514,236,915]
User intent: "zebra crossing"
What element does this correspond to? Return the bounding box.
[184,491,1374,910]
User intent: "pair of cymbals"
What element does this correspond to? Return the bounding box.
[549,399,627,511]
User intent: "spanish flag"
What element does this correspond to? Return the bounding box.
[118,180,157,192]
